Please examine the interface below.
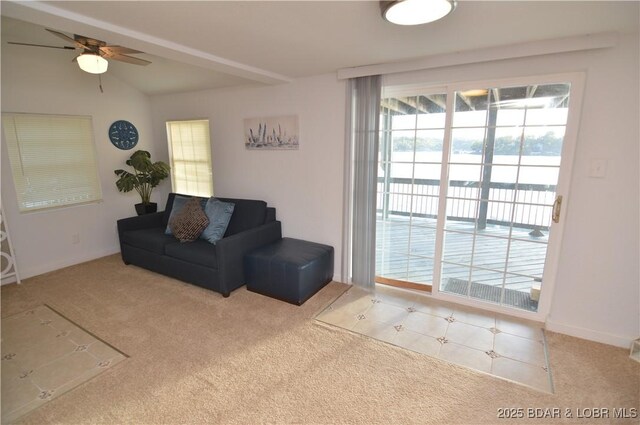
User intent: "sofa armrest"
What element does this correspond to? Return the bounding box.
[215,220,282,296]
[117,212,164,236]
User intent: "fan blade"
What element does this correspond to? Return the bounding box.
[7,41,76,50]
[45,28,89,50]
[104,53,151,66]
[100,46,143,55]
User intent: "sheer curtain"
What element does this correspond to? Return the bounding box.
[343,75,381,290]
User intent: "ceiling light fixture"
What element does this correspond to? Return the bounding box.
[77,53,108,74]
[381,0,456,26]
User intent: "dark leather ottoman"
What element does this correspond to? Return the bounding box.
[244,238,334,305]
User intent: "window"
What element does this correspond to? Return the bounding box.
[166,119,213,197]
[2,113,102,212]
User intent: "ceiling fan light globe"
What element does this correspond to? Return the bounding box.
[77,54,108,74]
[382,0,455,26]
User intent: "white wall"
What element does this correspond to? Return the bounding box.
[1,45,164,280]
[151,74,347,280]
[547,34,639,348]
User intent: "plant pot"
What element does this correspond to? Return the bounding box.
[135,202,157,216]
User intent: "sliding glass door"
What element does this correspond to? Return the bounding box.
[376,75,582,317]
[376,91,447,290]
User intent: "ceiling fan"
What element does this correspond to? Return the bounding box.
[8,28,151,74]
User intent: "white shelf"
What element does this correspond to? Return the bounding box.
[630,339,640,363]
[1,207,20,285]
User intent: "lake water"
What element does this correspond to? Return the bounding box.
[380,152,561,185]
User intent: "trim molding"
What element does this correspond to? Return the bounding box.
[18,247,120,281]
[545,317,635,349]
[338,32,618,80]
[376,276,432,292]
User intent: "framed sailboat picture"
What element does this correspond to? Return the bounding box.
[244,115,299,150]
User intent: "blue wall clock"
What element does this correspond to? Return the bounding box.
[109,120,139,150]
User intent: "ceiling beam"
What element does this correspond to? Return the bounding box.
[382,95,447,115]
[400,97,427,114]
[1,0,294,85]
[554,94,570,108]
[381,98,416,115]
[424,94,446,111]
[491,88,500,106]
[457,92,475,111]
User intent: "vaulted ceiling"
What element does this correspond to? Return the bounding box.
[2,1,638,95]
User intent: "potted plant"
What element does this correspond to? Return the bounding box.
[114,150,170,215]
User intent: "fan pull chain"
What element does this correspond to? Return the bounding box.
[98,74,104,93]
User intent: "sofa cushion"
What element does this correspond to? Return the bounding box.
[217,198,267,237]
[169,198,209,242]
[121,228,176,254]
[165,240,218,269]
[201,198,235,244]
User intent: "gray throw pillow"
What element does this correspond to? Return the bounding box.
[200,198,235,244]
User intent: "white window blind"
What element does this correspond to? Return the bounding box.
[2,113,102,212]
[166,119,213,197]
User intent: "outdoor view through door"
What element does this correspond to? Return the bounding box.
[376,81,572,313]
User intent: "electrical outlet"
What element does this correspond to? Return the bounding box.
[72,233,80,244]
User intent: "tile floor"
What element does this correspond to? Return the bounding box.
[316,284,553,393]
[1,305,127,424]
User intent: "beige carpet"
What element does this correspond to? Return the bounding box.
[1,255,638,424]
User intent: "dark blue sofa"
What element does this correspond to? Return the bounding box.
[117,193,282,297]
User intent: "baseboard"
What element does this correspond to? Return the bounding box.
[333,275,347,285]
[19,247,120,280]
[545,317,636,349]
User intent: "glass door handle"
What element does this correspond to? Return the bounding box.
[552,195,563,223]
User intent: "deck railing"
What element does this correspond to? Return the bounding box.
[377,177,556,230]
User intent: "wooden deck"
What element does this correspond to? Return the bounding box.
[375,215,548,309]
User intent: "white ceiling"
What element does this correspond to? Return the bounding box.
[2,1,638,95]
